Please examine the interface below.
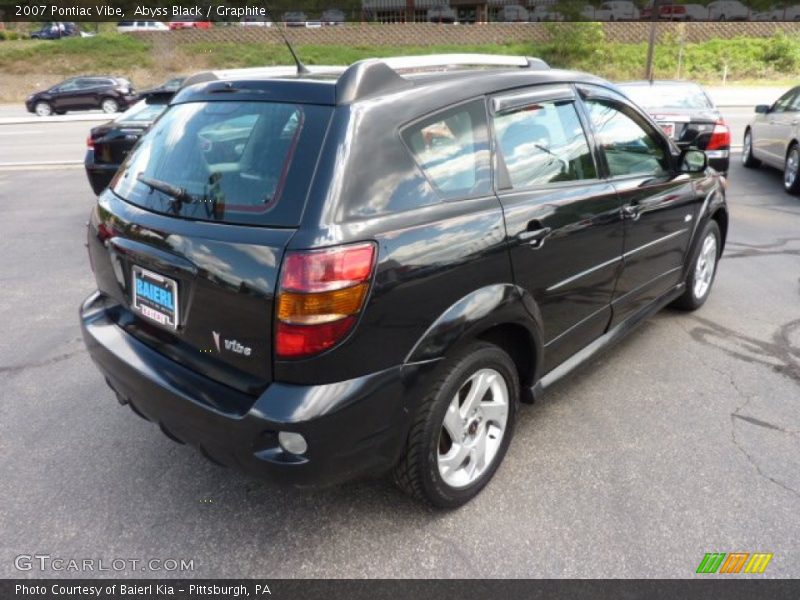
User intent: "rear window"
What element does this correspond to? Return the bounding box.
[620,84,713,110]
[115,100,167,124]
[111,101,332,227]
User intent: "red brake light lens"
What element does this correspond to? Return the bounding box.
[706,120,730,151]
[280,244,375,293]
[276,242,376,359]
[86,135,95,149]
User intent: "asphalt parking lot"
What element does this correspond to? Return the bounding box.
[1,129,798,578]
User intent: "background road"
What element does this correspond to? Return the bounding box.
[0,123,798,578]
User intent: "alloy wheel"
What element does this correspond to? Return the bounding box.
[437,368,509,489]
[35,102,52,117]
[693,233,718,300]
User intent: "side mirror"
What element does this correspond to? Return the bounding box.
[681,148,707,174]
[755,104,770,114]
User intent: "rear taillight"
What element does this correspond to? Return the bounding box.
[275,242,376,359]
[86,135,94,149]
[706,120,730,151]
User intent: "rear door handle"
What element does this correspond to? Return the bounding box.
[519,220,551,248]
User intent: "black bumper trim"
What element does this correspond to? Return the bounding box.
[81,292,426,487]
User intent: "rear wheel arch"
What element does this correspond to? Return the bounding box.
[404,284,543,398]
[476,323,537,395]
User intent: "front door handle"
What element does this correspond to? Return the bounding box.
[622,204,642,221]
[519,220,551,248]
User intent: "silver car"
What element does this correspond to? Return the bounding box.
[742,86,800,194]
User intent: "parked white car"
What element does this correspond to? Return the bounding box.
[497,5,530,21]
[240,16,274,26]
[427,5,458,22]
[594,1,640,20]
[706,0,749,20]
[529,5,563,20]
[768,4,800,19]
[116,21,168,33]
[680,3,712,19]
[742,86,800,194]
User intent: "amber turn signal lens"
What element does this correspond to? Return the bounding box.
[277,283,368,325]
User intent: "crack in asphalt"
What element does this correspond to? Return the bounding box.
[724,237,800,259]
[731,413,800,436]
[0,347,86,375]
[687,315,800,385]
[681,315,800,499]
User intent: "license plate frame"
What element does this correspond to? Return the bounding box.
[131,265,179,330]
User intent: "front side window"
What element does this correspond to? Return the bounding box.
[402,100,490,200]
[493,100,596,189]
[112,101,332,226]
[585,99,669,179]
[773,88,800,112]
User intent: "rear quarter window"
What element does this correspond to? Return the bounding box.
[401,99,491,200]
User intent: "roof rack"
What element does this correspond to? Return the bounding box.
[180,54,549,105]
[336,54,549,104]
[379,54,548,71]
[181,65,346,89]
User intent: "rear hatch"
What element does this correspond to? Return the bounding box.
[88,97,333,394]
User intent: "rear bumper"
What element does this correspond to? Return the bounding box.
[705,149,729,175]
[80,292,429,487]
[84,151,118,195]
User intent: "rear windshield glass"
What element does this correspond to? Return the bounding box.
[619,84,713,110]
[115,100,167,124]
[111,101,332,227]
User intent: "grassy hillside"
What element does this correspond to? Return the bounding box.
[1,27,798,102]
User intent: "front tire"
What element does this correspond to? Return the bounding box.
[394,342,519,508]
[742,129,760,168]
[784,144,800,194]
[673,220,721,311]
[34,101,52,117]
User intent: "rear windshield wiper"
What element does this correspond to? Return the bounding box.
[137,173,195,206]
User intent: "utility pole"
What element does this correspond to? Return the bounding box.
[644,0,661,80]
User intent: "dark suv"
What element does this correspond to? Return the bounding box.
[26,76,137,116]
[80,55,728,507]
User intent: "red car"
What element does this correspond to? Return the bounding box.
[168,16,212,29]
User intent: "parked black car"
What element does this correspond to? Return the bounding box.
[85,92,174,195]
[25,76,138,117]
[80,55,728,508]
[617,80,731,174]
[30,22,79,39]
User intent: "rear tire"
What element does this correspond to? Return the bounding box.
[741,129,760,168]
[101,98,119,114]
[393,342,519,508]
[784,144,800,195]
[673,220,721,311]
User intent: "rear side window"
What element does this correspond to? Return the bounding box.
[112,101,333,226]
[494,100,596,188]
[402,100,490,200]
